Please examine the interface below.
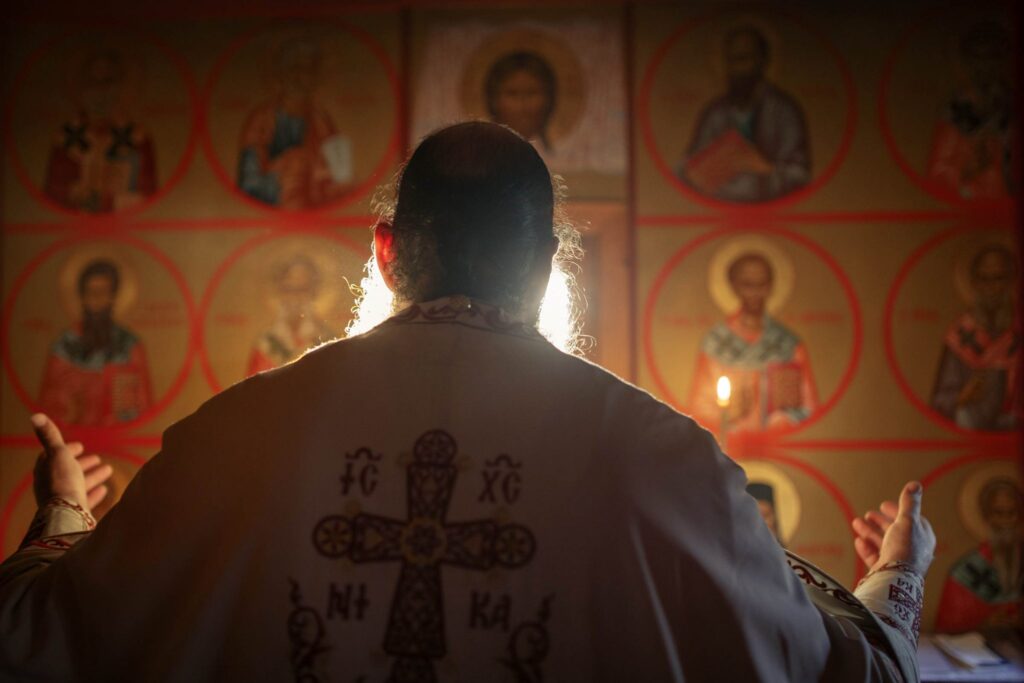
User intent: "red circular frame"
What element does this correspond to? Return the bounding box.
[0,232,198,432]
[196,226,368,393]
[2,24,201,221]
[200,21,402,217]
[642,225,863,436]
[737,450,863,581]
[882,224,1018,438]
[920,451,1020,490]
[878,5,1015,210]
[637,7,858,212]
[0,449,147,559]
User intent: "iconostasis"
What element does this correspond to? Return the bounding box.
[0,2,1019,635]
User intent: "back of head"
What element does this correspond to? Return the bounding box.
[389,122,556,315]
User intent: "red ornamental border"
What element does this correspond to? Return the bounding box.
[0,449,147,559]
[738,449,864,582]
[196,226,369,393]
[636,6,858,213]
[877,3,1014,211]
[0,232,198,432]
[882,223,1018,439]
[2,24,202,222]
[641,225,863,437]
[200,20,402,218]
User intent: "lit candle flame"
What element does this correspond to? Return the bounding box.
[716,376,731,408]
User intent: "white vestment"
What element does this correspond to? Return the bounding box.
[0,297,922,682]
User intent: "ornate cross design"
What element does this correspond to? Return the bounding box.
[313,430,536,682]
[962,562,1002,598]
[61,122,89,152]
[709,328,747,360]
[107,124,137,158]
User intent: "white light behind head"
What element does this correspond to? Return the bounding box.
[346,256,578,354]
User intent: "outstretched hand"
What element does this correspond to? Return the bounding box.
[31,413,113,512]
[851,481,936,576]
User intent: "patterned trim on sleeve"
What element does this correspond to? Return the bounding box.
[855,564,924,646]
[28,537,75,551]
[18,497,96,550]
[46,497,97,529]
[858,561,923,581]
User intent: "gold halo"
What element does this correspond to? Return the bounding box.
[459,28,587,145]
[251,238,354,320]
[706,13,783,85]
[741,460,801,545]
[57,245,140,323]
[707,234,795,315]
[952,234,1017,305]
[957,461,1022,542]
[61,38,146,111]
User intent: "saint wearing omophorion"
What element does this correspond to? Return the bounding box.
[43,50,157,213]
[689,251,818,433]
[247,254,336,376]
[930,244,1019,431]
[936,477,1022,633]
[677,25,811,203]
[236,37,353,210]
[38,259,153,426]
[484,51,557,152]
[927,21,1013,201]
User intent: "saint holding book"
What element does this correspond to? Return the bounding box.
[688,238,818,434]
[676,24,810,203]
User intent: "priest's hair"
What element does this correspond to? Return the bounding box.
[347,122,586,354]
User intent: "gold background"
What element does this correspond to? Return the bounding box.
[1,2,1019,635]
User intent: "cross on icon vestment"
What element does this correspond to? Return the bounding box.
[313,430,537,682]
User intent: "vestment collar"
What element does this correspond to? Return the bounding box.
[380,296,545,342]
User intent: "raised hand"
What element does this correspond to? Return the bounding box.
[851,481,936,576]
[31,413,113,512]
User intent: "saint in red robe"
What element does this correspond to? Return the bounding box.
[38,323,153,426]
[688,313,818,433]
[935,541,1022,633]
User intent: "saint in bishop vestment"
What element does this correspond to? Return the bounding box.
[38,258,152,426]
[930,244,1019,431]
[689,246,817,433]
[43,49,157,213]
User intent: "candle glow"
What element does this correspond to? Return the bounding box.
[716,375,731,408]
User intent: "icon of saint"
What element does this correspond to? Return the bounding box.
[927,21,1013,200]
[689,248,817,433]
[747,481,784,545]
[38,258,152,426]
[930,244,1019,431]
[247,253,336,375]
[236,36,354,210]
[936,477,1022,633]
[43,49,157,213]
[676,25,810,203]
